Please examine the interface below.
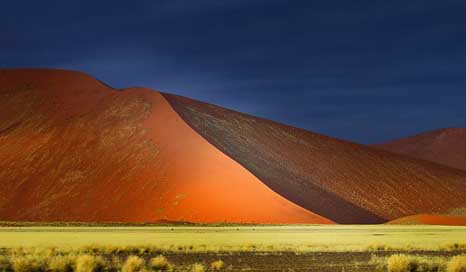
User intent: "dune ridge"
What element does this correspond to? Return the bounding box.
[0,68,329,224]
[162,93,466,224]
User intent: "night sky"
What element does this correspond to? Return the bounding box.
[2,1,466,144]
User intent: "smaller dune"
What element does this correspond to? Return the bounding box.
[388,214,466,226]
[373,128,466,171]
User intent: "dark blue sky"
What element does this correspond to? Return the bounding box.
[2,1,466,144]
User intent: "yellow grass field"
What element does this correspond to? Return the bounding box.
[1,225,466,271]
[0,225,465,251]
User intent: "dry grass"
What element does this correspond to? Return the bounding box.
[2,225,466,253]
[48,255,76,272]
[148,255,173,271]
[210,260,224,271]
[0,244,465,272]
[122,256,145,272]
[11,255,48,272]
[447,256,466,272]
[75,255,106,272]
[373,253,466,272]
[387,254,414,272]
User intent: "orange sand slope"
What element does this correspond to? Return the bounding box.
[373,128,466,171]
[389,214,466,226]
[163,93,466,224]
[0,69,330,223]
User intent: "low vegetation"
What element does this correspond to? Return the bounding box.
[447,256,466,272]
[0,251,217,272]
[1,225,465,253]
[210,260,224,271]
[75,255,106,272]
[11,254,48,272]
[121,256,144,272]
[369,253,466,272]
[0,225,464,271]
[387,254,444,272]
[2,249,466,272]
[48,255,76,272]
[149,255,173,271]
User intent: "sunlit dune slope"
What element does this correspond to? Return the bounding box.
[163,93,466,224]
[0,69,330,223]
[373,128,466,171]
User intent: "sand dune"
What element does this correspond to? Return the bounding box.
[0,69,329,223]
[1,68,466,224]
[388,214,466,226]
[163,93,466,224]
[373,128,466,171]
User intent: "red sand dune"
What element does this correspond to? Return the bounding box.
[1,69,466,224]
[0,69,329,224]
[373,128,466,171]
[388,214,466,226]
[163,93,466,224]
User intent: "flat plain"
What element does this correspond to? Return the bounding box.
[0,225,465,250]
[1,225,465,271]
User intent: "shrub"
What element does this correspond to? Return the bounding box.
[75,255,106,272]
[210,260,224,271]
[48,255,76,272]
[190,263,205,272]
[385,254,446,272]
[122,256,145,272]
[149,256,172,271]
[447,256,466,272]
[11,255,48,272]
[387,254,416,272]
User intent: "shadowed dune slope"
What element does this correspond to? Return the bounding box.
[388,214,466,226]
[0,68,330,223]
[373,128,466,171]
[163,93,466,224]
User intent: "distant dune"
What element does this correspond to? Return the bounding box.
[373,128,466,171]
[388,214,466,226]
[1,69,466,224]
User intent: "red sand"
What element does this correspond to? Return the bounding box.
[373,128,466,171]
[163,93,466,224]
[2,68,466,225]
[0,69,330,224]
[389,214,466,226]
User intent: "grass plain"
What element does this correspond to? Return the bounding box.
[0,224,465,271]
[0,225,465,251]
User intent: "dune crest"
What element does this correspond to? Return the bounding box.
[0,69,330,223]
[163,93,466,224]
